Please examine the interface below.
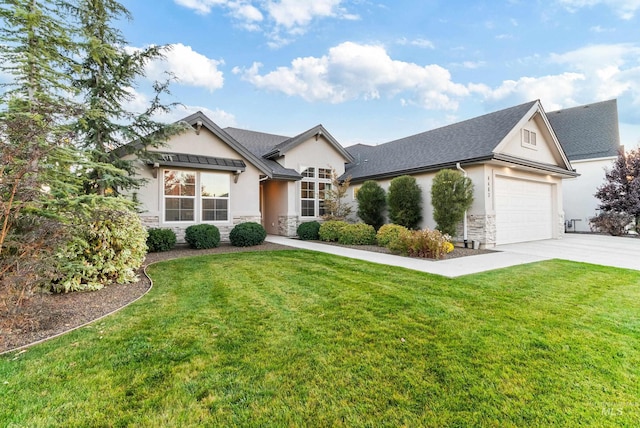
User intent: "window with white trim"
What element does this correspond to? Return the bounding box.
[522,129,537,149]
[164,170,229,222]
[300,167,332,217]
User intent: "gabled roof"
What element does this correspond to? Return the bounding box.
[345,100,577,182]
[262,125,355,163]
[547,99,621,161]
[179,112,275,178]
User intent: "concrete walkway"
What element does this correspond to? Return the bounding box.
[265,234,640,278]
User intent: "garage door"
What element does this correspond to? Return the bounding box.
[495,177,553,245]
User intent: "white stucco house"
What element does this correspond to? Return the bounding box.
[547,99,621,232]
[123,98,619,247]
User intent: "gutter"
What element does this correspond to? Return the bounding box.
[456,162,469,246]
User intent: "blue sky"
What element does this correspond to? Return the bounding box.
[119,0,640,148]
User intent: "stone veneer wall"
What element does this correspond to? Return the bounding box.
[455,214,496,248]
[278,215,299,237]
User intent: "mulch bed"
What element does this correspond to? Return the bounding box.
[0,240,492,354]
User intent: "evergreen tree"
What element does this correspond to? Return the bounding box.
[0,0,84,303]
[356,180,386,230]
[431,169,474,236]
[72,0,184,195]
[387,175,422,229]
[594,148,640,233]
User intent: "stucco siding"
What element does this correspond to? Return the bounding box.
[563,157,613,232]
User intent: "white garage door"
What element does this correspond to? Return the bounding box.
[495,177,553,245]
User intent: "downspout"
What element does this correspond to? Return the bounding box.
[456,162,468,247]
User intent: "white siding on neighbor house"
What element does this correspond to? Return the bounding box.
[563,157,614,232]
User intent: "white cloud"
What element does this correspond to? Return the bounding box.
[397,37,435,49]
[173,0,357,46]
[156,104,238,127]
[234,41,472,110]
[479,43,640,111]
[144,43,224,92]
[558,0,640,19]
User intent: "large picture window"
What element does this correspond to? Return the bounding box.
[164,170,230,223]
[301,167,332,218]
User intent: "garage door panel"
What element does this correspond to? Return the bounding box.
[495,177,553,245]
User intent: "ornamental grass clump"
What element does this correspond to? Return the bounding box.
[229,222,267,247]
[338,223,376,245]
[390,228,453,260]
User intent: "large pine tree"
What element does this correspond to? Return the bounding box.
[72,0,184,195]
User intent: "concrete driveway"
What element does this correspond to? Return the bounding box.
[496,233,640,271]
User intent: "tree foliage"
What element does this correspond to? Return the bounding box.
[594,148,640,233]
[72,0,185,195]
[322,169,352,221]
[431,169,474,237]
[356,180,386,230]
[387,175,422,229]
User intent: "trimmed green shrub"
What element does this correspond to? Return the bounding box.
[376,224,409,248]
[230,222,267,247]
[146,228,177,252]
[297,221,321,240]
[389,228,452,260]
[431,169,474,236]
[318,220,349,242]
[51,197,147,293]
[356,180,386,230]
[338,223,376,245]
[185,224,220,249]
[387,175,422,229]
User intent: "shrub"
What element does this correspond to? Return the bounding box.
[387,175,422,229]
[146,228,177,252]
[356,180,386,230]
[376,224,409,248]
[389,228,452,260]
[318,220,349,242]
[431,169,474,236]
[185,224,220,249]
[589,212,633,236]
[297,221,321,240]
[51,197,147,293]
[338,223,376,245]
[230,222,267,247]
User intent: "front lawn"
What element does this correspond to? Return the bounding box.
[1,250,639,426]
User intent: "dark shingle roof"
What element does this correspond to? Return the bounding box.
[224,127,302,179]
[547,99,620,161]
[345,100,538,181]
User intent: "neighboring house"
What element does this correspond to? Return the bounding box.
[343,100,579,247]
[547,99,621,232]
[125,111,353,241]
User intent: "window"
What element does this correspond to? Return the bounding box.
[301,166,332,217]
[164,170,229,223]
[522,129,537,148]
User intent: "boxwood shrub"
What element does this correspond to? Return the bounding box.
[297,221,321,240]
[230,222,267,247]
[376,224,409,248]
[318,220,348,242]
[185,224,220,249]
[338,223,376,245]
[146,228,177,252]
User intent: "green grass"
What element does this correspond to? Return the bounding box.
[1,250,640,426]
